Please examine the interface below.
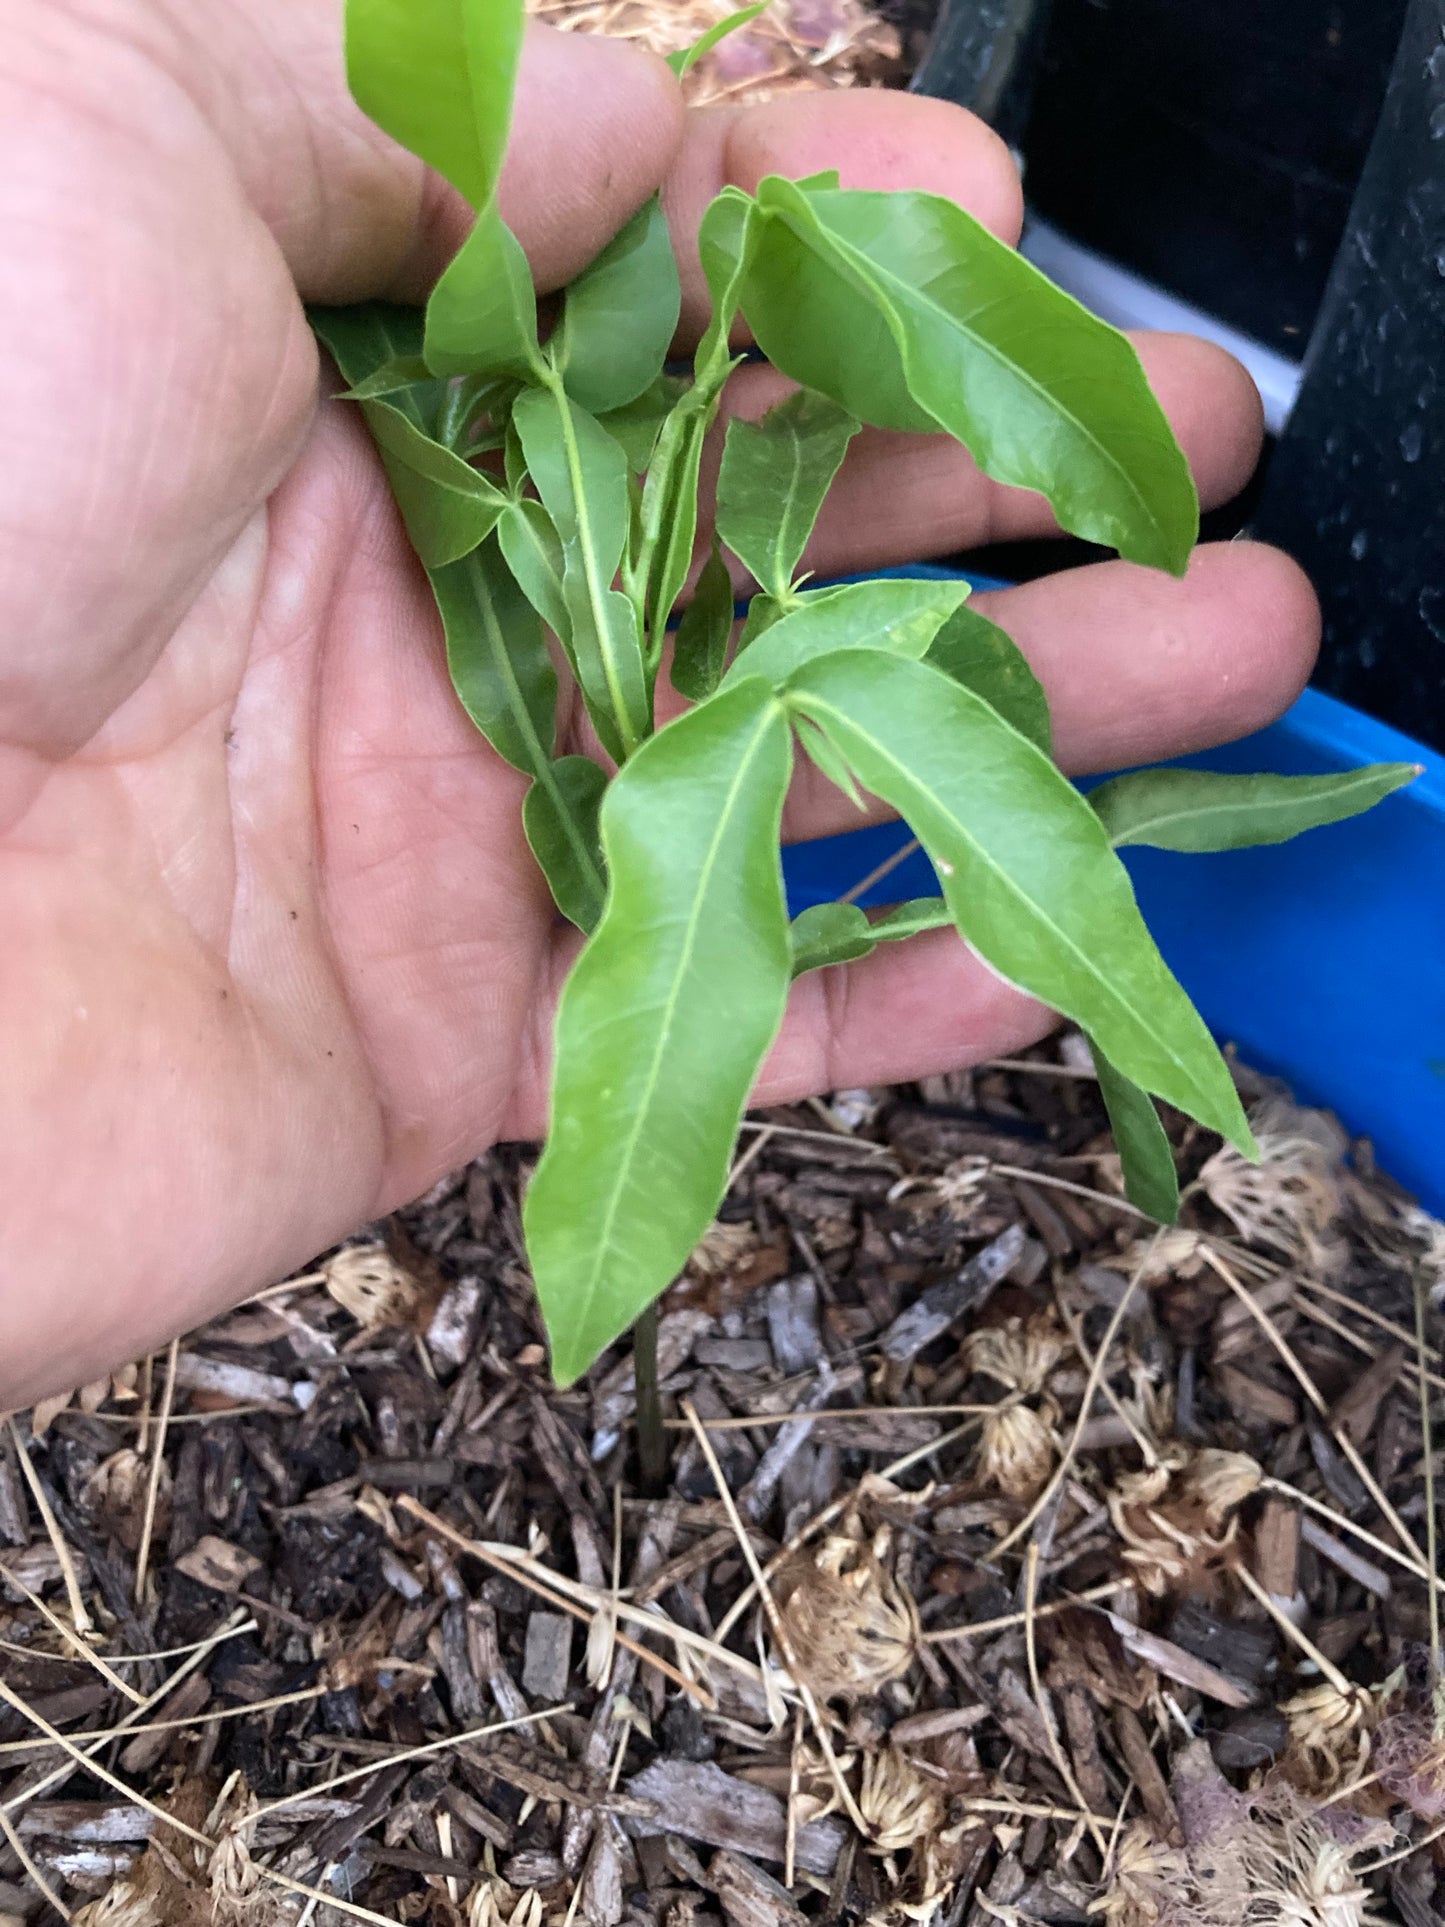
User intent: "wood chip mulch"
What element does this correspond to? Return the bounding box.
[3,1036,1445,1927]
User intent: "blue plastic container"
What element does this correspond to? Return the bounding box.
[780,572,1445,1213]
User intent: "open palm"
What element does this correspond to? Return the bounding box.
[0,0,1318,1407]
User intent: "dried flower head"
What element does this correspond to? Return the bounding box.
[776,1531,919,1698]
[1199,1099,1345,1272]
[1125,1226,1210,1282]
[1107,1743,1394,1927]
[204,1775,266,1927]
[977,1403,1055,1504]
[1278,1682,1378,1799]
[1109,1448,1261,1596]
[963,1314,1068,1397]
[322,1243,420,1329]
[858,1746,946,1855]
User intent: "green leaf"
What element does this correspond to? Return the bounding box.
[783,651,1252,1150]
[1091,1038,1180,1222]
[666,0,770,76]
[723,576,970,688]
[363,401,507,566]
[671,545,736,702]
[788,894,952,976]
[741,178,1198,574]
[925,603,1052,755]
[599,374,690,472]
[794,716,865,807]
[498,498,568,640]
[525,679,794,1382]
[337,355,437,400]
[695,187,757,384]
[425,208,542,379]
[554,197,682,416]
[717,390,859,599]
[789,902,873,975]
[428,540,605,925]
[1089,763,1420,852]
[345,0,523,211]
[524,755,608,933]
[310,304,441,422]
[513,384,651,760]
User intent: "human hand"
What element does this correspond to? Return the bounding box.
[0,0,1317,1408]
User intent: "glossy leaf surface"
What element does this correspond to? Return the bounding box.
[513,385,651,759]
[426,209,541,379]
[671,545,736,701]
[1091,1038,1180,1223]
[428,542,605,920]
[716,390,859,599]
[784,652,1251,1149]
[526,680,794,1382]
[741,178,1198,573]
[310,303,435,412]
[925,603,1052,754]
[1089,763,1418,852]
[723,576,970,688]
[499,498,568,640]
[555,197,682,416]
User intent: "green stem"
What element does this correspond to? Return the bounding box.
[634,1302,667,1496]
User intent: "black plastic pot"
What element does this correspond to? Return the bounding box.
[914,0,1445,751]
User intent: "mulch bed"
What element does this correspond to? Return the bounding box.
[3,1038,1445,1927]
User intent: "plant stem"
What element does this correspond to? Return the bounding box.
[634,1302,667,1496]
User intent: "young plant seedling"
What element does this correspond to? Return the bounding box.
[318,0,1418,1388]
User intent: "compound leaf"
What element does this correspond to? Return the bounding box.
[525,678,793,1383]
[555,196,682,416]
[783,651,1252,1149]
[741,177,1198,573]
[717,390,859,599]
[671,544,735,701]
[1089,763,1419,852]
[1091,1037,1180,1222]
[723,576,970,689]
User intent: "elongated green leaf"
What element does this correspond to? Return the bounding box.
[789,895,951,975]
[1089,763,1419,852]
[926,603,1052,755]
[795,715,865,806]
[784,652,1252,1149]
[363,402,507,566]
[428,540,605,923]
[524,755,607,933]
[717,391,859,598]
[695,187,757,383]
[337,355,436,400]
[555,197,682,416]
[672,545,735,701]
[526,679,794,1382]
[600,375,690,473]
[723,576,970,688]
[346,0,523,210]
[667,1,769,76]
[499,498,568,639]
[1091,1038,1180,1222]
[513,384,651,760]
[741,177,1198,573]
